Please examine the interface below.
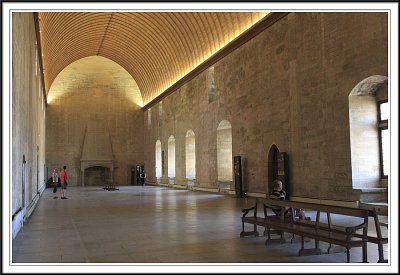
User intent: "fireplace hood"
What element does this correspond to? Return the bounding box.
[80,120,115,186]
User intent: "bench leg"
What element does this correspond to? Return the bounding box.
[378,243,384,263]
[264,227,285,245]
[362,241,368,263]
[240,222,259,238]
[290,233,295,244]
[327,243,332,254]
[346,248,350,263]
[240,222,245,237]
[298,236,322,256]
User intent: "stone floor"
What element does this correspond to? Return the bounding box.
[10,186,392,273]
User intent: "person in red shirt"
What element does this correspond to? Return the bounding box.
[59,165,68,199]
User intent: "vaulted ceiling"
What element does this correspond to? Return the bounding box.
[37,11,269,106]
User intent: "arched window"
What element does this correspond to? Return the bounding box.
[185,130,196,179]
[378,101,389,178]
[168,135,175,178]
[348,75,388,188]
[217,120,233,182]
[155,140,162,178]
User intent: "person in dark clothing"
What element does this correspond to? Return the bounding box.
[269,180,292,218]
[52,168,59,199]
[140,171,146,185]
[269,180,310,220]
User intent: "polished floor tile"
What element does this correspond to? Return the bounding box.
[11,186,389,268]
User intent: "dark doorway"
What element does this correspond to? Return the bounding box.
[135,165,145,185]
[267,145,289,197]
[267,144,279,193]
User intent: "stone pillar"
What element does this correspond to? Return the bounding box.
[81,169,85,187]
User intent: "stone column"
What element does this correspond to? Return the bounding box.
[81,169,85,187]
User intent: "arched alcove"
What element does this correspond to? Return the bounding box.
[46,55,143,186]
[155,140,162,179]
[185,130,196,180]
[349,75,388,188]
[217,120,233,182]
[168,135,176,179]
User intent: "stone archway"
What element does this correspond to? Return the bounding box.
[155,140,162,180]
[267,144,279,194]
[168,135,176,182]
[185,129,196,180]
[217,120,233,183]
[349,75,388,189]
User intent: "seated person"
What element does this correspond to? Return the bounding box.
[269,180,292,218]
[269,180,310,220]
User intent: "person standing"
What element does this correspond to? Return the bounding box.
[140,171,146,185]
[59,166,68,199]
[52,168,59,199]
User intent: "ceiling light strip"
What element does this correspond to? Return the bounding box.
[33,12,48,106]
[143,12,289,110]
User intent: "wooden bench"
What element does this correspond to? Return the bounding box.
[356,205,388,263]
[288,204,388,263]
[240,198,370,263]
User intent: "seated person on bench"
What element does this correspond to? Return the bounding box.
[269,180,310,220]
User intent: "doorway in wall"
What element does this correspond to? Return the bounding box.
[267,144,279,194]
[267,144,289,196]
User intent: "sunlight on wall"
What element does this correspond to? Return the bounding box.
[47,56,143,107]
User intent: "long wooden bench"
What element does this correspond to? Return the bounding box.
[356,205,388,263]
[240,198,370,263]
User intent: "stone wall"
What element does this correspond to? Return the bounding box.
[143,12,388,201]
[45,56,144,186]
[12,13,47,217]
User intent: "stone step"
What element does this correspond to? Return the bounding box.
[359,188,388,203]
[359,202,388,216]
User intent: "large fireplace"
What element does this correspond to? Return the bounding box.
[80,120,115,186]
[84,166,111,186]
